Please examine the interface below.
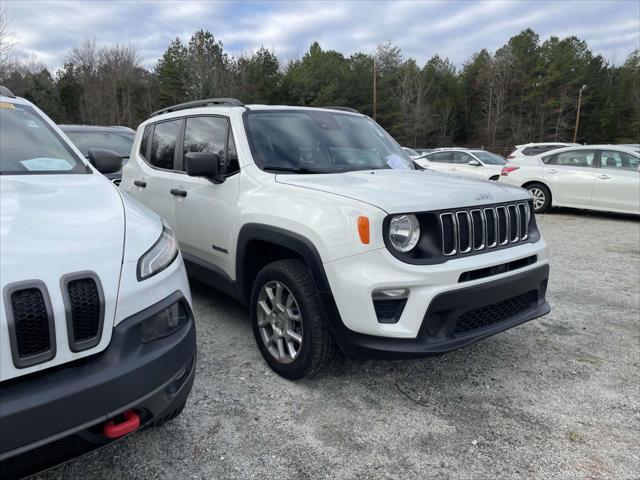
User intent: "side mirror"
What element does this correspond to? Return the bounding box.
[88,148,123,174]
[185,152,224,183]
[468,159,481,167]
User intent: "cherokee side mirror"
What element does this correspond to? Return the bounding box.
[88,148,123,174]
[185,152,225,183]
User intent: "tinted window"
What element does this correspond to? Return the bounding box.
[140,125,152,160]
[553,150,595,168]
[65,131,134,157]
[149,119,181,170]
[452,151,473,164]
[245,110,413,173]
[523,145,563,156]
[599,150,640,171]
[0,102,87,174]
[427,152,451,163]
[183,116,239,176]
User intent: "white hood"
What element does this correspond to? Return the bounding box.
[0,173,125,380]
[276,169,529,214]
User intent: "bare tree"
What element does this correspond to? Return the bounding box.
[0,6,18,80]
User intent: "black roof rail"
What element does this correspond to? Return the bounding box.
[0,86,16,98]
[150,98,244,117]
[321,106,361,114]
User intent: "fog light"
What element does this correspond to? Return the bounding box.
[372,288,409,299]
[141,302,188,343]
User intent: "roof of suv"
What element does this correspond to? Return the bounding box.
[59,125,135,134]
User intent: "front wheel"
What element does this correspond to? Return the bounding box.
[250,259,335,380]
[525,183,551,213]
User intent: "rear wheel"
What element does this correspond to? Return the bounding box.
[250,259,334,379]
[525,183,551,213]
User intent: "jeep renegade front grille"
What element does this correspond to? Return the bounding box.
[10,288,52,359]
[440,202,530,257]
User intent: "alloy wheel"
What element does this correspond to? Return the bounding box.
[256,281,303,364]
[530,187,546,211]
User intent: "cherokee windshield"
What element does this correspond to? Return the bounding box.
[0,102,88,175]
[245,110,414,173]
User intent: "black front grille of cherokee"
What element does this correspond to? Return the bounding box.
[68,278,101,342]
[441,202,530,257]
[454,290,538,335]
[11,288,51,358]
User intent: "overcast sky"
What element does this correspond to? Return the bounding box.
[4,0,639,70]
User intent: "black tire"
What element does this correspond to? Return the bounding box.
[489,175,500,181]
[525,182,551,213]
[250,259,335,380]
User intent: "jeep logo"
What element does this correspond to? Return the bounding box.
[476,192,493,201]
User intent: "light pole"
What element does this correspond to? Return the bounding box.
[573,84,587,143]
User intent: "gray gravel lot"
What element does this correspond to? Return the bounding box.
[38,209,639,480]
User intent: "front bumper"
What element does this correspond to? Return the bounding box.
[0,291,196,478]
[327,264,549,359]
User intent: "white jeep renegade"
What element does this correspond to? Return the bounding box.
[0,88,196,477]
[121,99,551,380]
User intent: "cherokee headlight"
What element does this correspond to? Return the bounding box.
[388,214,420,252]
[137,221,179,280]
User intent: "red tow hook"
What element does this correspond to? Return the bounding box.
[103,409,141,439]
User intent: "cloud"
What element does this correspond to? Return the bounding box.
[3,0,639,71]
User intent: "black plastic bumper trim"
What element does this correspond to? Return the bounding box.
[0,290,196,463]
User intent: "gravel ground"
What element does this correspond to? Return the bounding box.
[37,209,639,480]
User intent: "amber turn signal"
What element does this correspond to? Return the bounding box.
[358,216,370,244]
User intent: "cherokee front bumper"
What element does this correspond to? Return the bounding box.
[0,291,196,478]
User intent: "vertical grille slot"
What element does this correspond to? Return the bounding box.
[508,204,519,242]
[63,272,104,352]
[496,206,508,245]
[518,203,529,240]
[470,209,485,250]
[440,213,457,256]
[484,208,497,248]
[5,281,56,368]
[456,211,472,253]
[11,289,50,357]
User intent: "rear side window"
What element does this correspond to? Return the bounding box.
[428,152,451,163]
[149,120,181,170]
[599,150,640,171]
[550,150,595,168]
[183,116,239,176]
[140,125,152,160]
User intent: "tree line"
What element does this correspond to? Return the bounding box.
[1,23,638,149]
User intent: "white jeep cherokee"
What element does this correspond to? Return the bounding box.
[0,88,196,477]
[121,99,551,380]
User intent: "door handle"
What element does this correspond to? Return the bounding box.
[133,180,147,188]
[545,169,558,174]
[597,174,611,180]
[170,188,187,197]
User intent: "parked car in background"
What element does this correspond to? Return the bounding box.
[499,144,640,215]
[122,99,550,380]
[507,142,580,162]
[414,148,434,156]
[60,125,135,185]
[402,147,421,159]
[0,87,196,478]
[415,148,507,180]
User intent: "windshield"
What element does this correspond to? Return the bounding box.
[471,151,507,165]
[0,102,88,175]
[245,110,414,173]
[65,131,135,158]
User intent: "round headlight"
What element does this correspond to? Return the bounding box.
[388,214,420,252]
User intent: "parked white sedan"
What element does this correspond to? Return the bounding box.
[499,145,640,215]
[415,148,507,180]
